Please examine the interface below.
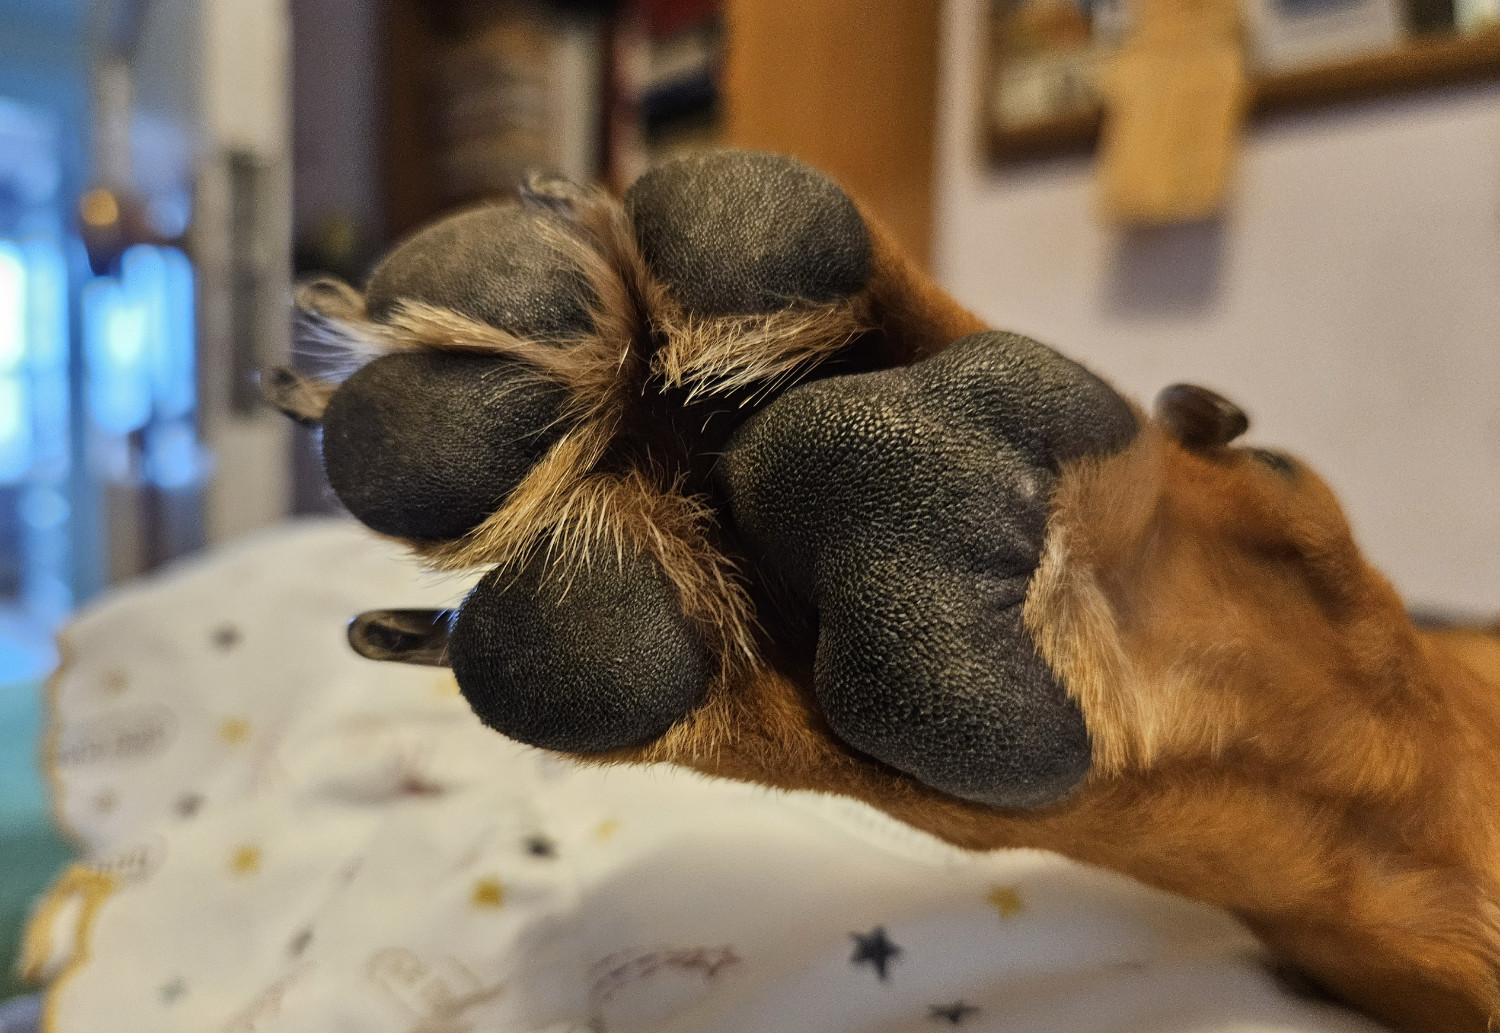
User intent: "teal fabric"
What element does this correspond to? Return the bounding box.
[0,678,73,1002]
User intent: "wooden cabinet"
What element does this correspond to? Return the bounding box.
[723,0,944,264]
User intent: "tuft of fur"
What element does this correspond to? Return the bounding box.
[650,297,873,403]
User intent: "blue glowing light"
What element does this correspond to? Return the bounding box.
[23,239,67,371]
[0,242,34,484]
[0,242,23,373]
[0,375,31,482]
[84,244,196,437]
[85,277,151,435]
[145,419,208,490]
[22,239,68,479]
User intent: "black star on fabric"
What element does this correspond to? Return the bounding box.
[928,1001,981,1025]
[160,977,187,1004]
[211,624,241,651]
[525,834,557,858]
[175,793,204,818]
[850,927,902,981]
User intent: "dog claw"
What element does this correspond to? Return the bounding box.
[348,609,455,666]
[1154,383,1249,451]
[259,365,336,427]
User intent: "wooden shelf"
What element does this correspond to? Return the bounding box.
[991,28,1500,161]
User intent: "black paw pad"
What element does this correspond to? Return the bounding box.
[624,150,872,317]
[364,202,596,338]
[321,351,569,542]
[449,543,711,754]
[718,332,1136,808]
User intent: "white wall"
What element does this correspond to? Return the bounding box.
[195,0,294,545]
[934,0,1500,615]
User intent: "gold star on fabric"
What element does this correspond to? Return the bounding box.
[219,717,250,745]
[986,885,1024,919]
[230,845,262,876]
[433,674,461,696]
[594,819,620,842]
[471,877,505,909]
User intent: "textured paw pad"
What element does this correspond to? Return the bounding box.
[718,332,1137,807]
[450,541,712,753]
[321,351,569,542]
[625,150,872,317]
[364,202,597,338]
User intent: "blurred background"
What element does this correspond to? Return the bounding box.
[0,0,1496,1010]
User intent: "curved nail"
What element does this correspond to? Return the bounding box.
[348,609,456,667]
[1154,383,1249,451]
[259,365,337,426]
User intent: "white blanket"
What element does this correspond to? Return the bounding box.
[25,520,1383,1033]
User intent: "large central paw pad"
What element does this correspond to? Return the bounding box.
[265,150,1137,811]
[720,333,1134,806]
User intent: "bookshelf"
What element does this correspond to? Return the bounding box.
[378,0,947,264]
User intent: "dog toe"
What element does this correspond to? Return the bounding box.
[450,539,712,754]
[320,351,570,542]
[365,201,597,338]
[625,150,872,318]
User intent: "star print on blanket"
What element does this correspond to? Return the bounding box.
[24,521,1387,1033]
[850,928,903,982]
[928,1001,982,1025]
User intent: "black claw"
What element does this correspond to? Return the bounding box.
[293,276,365,321]
[518,171,587,214]
[348,609,455,666]
[1154,383,1249,451]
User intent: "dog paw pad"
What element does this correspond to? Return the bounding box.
[320,351,569,542]
[625,150,872,318]
[717,332,1136,807]
[450,541,712,753]
[364,202,597,338]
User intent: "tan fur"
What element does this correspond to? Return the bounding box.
[651,297,874,402]
[605,423,1500,1033]
[303,180,1500,1031]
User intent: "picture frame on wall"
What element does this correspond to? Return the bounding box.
[1242,0,1404,72]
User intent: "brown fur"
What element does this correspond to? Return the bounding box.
[304,182,1500,1032]
[604,423,1500,1033]
[862,215,989,360]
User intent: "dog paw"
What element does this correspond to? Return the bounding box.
[264,150,1137,810]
